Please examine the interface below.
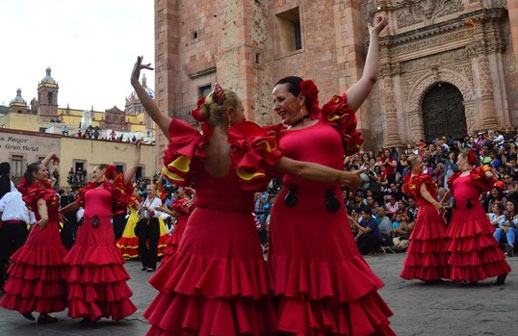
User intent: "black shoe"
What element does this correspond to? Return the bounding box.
[80,318,96,325]
[37,315,58,324]
[22,312,35,321]
[468,281,478,286]
[504,245,514,257]
[496,273,508,285]
[141,267,147,271]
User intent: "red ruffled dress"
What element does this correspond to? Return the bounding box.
[0,181,68,314]
[144,119,281,335]
[63,180,137,321]
[269,94,395,335]
[161,198,192,264]
[400,174,450,281]
[447,167,511,282]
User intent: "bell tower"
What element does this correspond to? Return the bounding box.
[37,67,59,122]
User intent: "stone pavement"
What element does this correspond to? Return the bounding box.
[0,254,516,336]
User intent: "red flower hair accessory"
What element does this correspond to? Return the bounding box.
[212,83,226,105]
[467,151,478,165]
[105,165,116,180]
[300,79,320,119]
[191,96,207,122]
[494,180,505,190]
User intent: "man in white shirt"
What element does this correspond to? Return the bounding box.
[138,184,163,272]
[0,179,33,290]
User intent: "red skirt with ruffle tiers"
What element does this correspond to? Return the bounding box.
[63,216,137,321]
[144,207,277,335]
[447,204,511,282]
[269,186,395,336]
[400,203,450,281]
[0,222,68,314]
[160,216,188,265]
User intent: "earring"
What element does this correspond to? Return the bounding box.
[226,113,231,133]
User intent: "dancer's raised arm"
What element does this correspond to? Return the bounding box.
[345,17,388,112]
[124,140,142,185]
[131,56,171,136]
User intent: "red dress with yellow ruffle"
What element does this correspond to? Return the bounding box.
[63,181,137,321]
[447,168,511,282]
[269,94,395,335]
[0,182,68,314]
[144,119,281,335]
[116,195,141,259]
[400,174,450,281]
[161,198,191,264]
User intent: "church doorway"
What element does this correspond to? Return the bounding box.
[421,83,467,142]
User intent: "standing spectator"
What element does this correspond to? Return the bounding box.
[61,125,69,136]
[0,163,32,292]
[110,130,116,141]
[77,129,82,138]
[442,152,458,190]
[60,186,80,249]
[383,149,397,184]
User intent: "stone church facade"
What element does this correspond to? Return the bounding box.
[154,0,518,163]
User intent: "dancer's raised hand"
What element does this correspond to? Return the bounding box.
[368,16,388,36]
[131,56,154,86]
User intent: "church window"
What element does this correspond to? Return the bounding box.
[198,84,212,99]
[48,91,53,104]
[276,7,303,55]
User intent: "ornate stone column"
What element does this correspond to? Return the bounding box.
[468,20,499,130]
[380,62,401,146]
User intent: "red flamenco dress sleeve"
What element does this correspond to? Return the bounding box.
[228,121,283,191]
[403,174,437,204]
[112,172,129,210]
[0,182,68,315]
[162,119,207,186]
[447,172,461,192]
[320,93,363,156]
[469,166,497,192]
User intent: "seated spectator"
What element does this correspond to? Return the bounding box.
[407,197,418,220]
[493,201,517,257]
[392,211,414,252]
[385,195,399,218]
[488,203,505,227]
[354,207,383,255]
[376,207,392,247]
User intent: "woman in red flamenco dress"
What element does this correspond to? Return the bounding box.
[441,151,511,285]
[60,164,137,322]
[156,193,194,264]
[400,155,450,282]
[131,57,363,335]
[0,153,68,324]
[268,17,395,335]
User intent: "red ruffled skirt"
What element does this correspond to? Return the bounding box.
[400,203,450,281]
[161,216,188,265]
[63,215,137,321]
[269,187,395,335]
[144,207,277,335]
[447,204,511,282]
[0,221,68,314]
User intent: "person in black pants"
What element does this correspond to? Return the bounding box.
[138,184,162,272]
[0,162,31,290]
[60,186,80,249]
